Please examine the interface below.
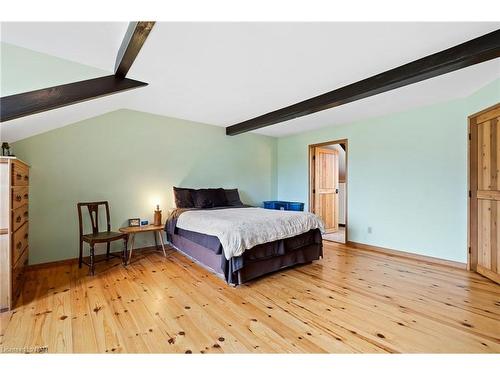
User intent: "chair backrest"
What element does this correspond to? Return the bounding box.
[77,201,111,237]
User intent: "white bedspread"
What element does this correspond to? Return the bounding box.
[176,207,324,259]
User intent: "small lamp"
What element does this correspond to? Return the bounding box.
[154,204,162,226]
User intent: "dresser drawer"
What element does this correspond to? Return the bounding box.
[12,222,28,265]
[12,186,29,210]
[12,246,28,302]
[0,234,9,310]
[12,204,28,232]
[12,163,29,186]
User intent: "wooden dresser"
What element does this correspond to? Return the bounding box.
[1,157,30,311]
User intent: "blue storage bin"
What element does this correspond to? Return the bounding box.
[263,201,278,209]
[275,202,288,210]
[263,201,304,211]
[287,202,304,211]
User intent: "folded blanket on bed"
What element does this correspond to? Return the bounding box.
[175,207,324,260]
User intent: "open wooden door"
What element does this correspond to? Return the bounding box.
[470,103,500,284]
[313,147,339,233]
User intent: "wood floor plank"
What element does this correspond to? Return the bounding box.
[285,269,499,352]
[45,264,73,352]
[1,243,499,353]
[170,255,329,353]
[298,251,500,340]
[70,263,100,353]
[134,256,246,353]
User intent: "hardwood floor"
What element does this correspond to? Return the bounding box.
[323,227,346,243]
[1,241,499,353]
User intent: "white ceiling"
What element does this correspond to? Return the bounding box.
[1,22,499,142]
[1,22,129,71]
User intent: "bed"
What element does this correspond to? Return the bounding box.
[165,187,324,285]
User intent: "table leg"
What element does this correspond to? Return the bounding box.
[157,230,167,258]
[123,236,128,266]
[154,230,159,250]
[128,233,135,263]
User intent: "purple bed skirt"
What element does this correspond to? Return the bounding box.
[168,229,323,285]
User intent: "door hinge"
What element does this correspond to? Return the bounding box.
[468,133,471,140]
[313,189,316,194]
[312,155,316,160]
[468,190,471,198]
[468,246,471,254]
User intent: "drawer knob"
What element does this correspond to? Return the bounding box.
[24,175,29,181]
[24,193,28,199]
[23,211,28,217]
[24,233,28,239]
[16,216,21,223]
[15,195,22,202]
[16,241,22,249]
[16,173,22,180]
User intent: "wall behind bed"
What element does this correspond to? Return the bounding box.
[276,79,500,263]
[12,109,277,264]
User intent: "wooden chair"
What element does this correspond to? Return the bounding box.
[77,201,128,275]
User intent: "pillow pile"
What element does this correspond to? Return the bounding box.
[173,187,195,208]
[173,187,243,208]
[224,188,243,206]
[193,188,227,208]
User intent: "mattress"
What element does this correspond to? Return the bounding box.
[171,206,323,259]
[165,206,323,284]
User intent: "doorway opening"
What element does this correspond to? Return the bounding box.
[309,139,348,244]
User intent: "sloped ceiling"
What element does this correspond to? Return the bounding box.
[0,42,109,97]
[1,22,499,142]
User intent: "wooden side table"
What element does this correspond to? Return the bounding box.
[119,224,167,264]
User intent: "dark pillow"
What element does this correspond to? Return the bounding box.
[224,189,243,206]
[173,187,195,208]
[193,188,227,208]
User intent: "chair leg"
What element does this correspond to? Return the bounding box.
[89,244,96,276]
[79,240,83,268]
[106,242,111,260]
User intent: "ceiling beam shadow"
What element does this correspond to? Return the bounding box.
[226,28,500,136]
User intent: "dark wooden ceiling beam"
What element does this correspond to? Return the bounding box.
[226,29,500,136]
[115,21,155,78]
[1,22,155,123]
[0,75,147,122]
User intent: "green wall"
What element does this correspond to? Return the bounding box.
[0,42,108,96]
[276,79,500,263]
[12,109,277,264]
[9,80,500,265]
[3,42,499,265]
